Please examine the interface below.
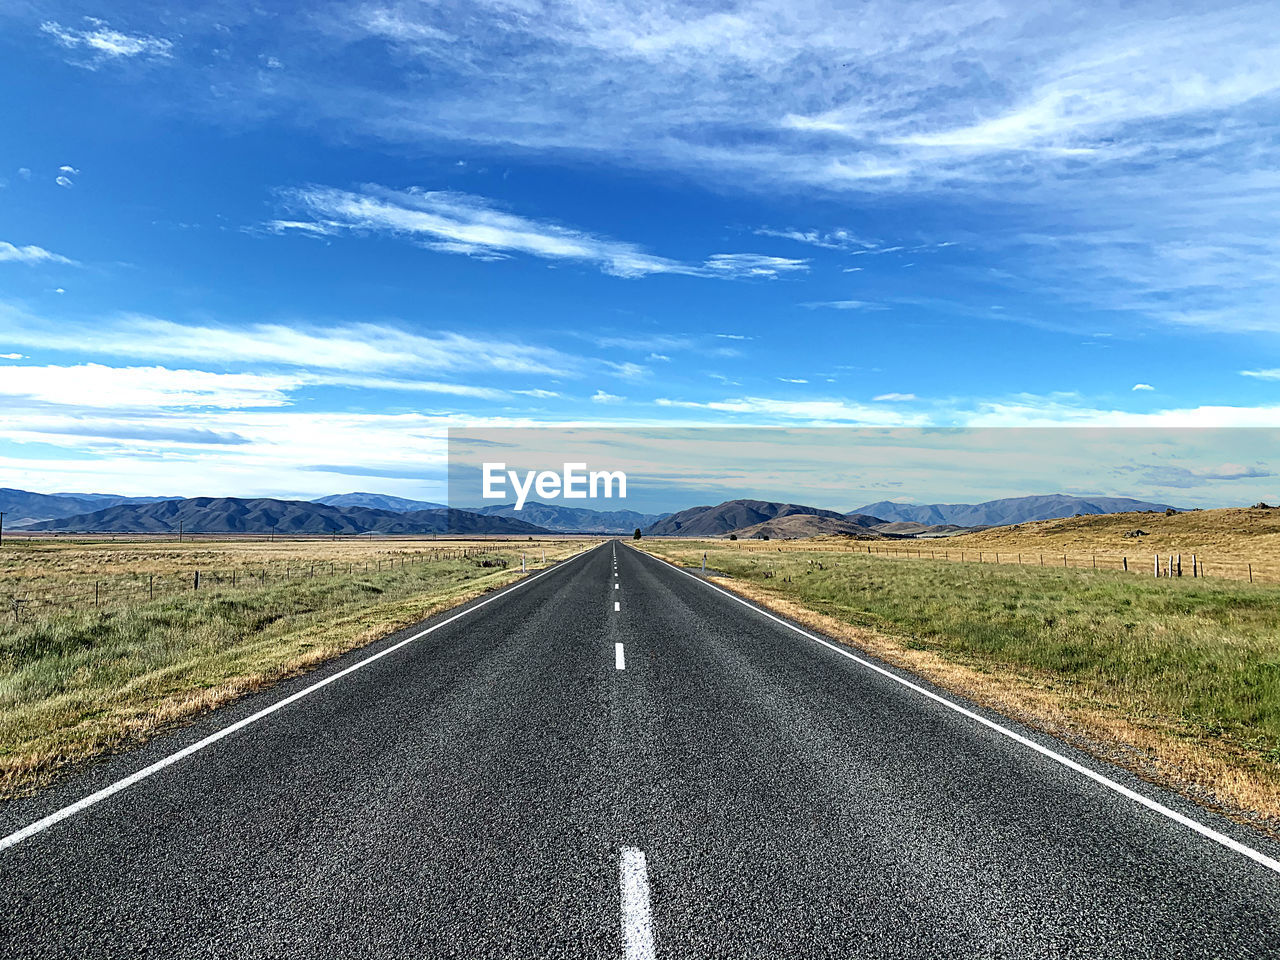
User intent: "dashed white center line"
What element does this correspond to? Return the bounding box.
[614,601,620,612]
[619,846,654,960]
[615,642,626,670]
[614,583,619,590]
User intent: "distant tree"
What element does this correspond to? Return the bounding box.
[1165,507,1178,516]
[633,528,642,540]
[728,533,738,541]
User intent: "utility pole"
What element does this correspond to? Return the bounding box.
[0,511,5,546]
[178,519,183,543]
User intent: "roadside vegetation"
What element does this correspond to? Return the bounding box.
[0,537,593,797]
[639,538,1280,829]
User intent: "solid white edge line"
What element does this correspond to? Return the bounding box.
[619,846,655,960]
[0,541,608,854]
[615,642,626,670]
[631,545,1280,877]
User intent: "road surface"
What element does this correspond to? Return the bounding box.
[2,540,1279,958]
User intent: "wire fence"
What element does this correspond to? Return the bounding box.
[724,539,1280,585]
[1,543,528,625]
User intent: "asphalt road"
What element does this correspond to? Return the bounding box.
[3,540,1280,958]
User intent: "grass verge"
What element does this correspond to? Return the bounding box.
[0,541,592,798]
[638,539,1280,833]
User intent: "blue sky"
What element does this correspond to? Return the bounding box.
[1,1,1278,507]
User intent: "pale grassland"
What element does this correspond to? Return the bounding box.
[639,538,1280,830]
[0,534,573,590]
[929,506,1280,580]
[0,537,595,797]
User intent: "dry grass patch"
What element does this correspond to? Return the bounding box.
[0,540,594,797]
[937,506,1280,578]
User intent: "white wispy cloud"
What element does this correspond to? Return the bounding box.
[1241,369,1280,380]
[803,300,884,311]
[40,18,173,65]
[0,241,75,266]
[700,253,808,278]
[655,396,928,426]
[0,362,517,412]
[753,227,878,251]
[0,303,581,378]
[960,394,1280,428]
[0,364,298,410]
[777,377,808,384]
[874,392,917,401]
[1132,383,1155,391]
[279,1,1280,335]
[592,389,625,403]
[274,184,806,279]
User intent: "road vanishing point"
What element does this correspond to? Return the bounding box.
[3,541,1279,958]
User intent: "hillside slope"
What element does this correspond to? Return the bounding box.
[645,499,851,537]
[936,506,1280,566]
[313,492,447,512]
[22,498,547,536]
[854,494,1179,527]
[472,501,666,533]
[1,489,179,526]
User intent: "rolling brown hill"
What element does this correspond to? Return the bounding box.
[644,499,856,537]
[934,506,1280,566]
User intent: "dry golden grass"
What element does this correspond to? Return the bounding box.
[0,534,573,587]
[0,538,596,797]
[938,506,1280,578]
[717,506,1280,583]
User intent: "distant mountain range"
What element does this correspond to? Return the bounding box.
[2,488,1187,538]
[471,501,667,534]
[852,494,1180,528]
[313,492,448,512]
[0,489,183,527]
[19,497,546,536]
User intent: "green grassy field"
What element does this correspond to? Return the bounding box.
[0,539,593,797]
[640,539,1280,823]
